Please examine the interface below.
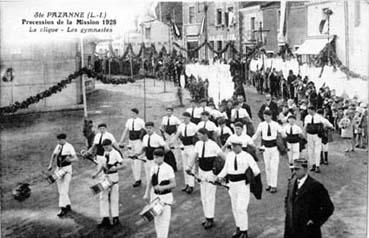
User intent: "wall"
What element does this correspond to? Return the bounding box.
[0,40,83,112]
[262,3,280,52]
[347,0,369,76]
[286,3,307,49]
[239,5,263,45]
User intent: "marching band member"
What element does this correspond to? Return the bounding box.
[143,148,176,238]
[304,106,333,173]
[208,103,223,125]
[199,98,212,115]
[237,94,252,119]
[317,109,334,165]
[187,128,226,229]
[48,133,78,217]
[216,118,233,147]
[223,122,254,152]
[231,101,250,124]
[197,111,218,140]
[141,122,167,189]
[89,123,118,165]
[282,115,304,170]
[172,112,197,194]
[217,137,260,238]
[119,108,145,187]
[186,99,201,124]
[161,107,181,165]
[92,139,124,228]
[252,110,282,193]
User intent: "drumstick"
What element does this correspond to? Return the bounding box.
[79,150,98,165]
[187,171,229,189]
[127,155,147,163]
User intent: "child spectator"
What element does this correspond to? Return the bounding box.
[339,110,355,152]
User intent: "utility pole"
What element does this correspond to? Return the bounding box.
[204,2,208,62]
[141,23,147,121]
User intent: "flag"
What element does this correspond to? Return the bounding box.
[199,16,205,35]
[319,19,326,34]
[277,0,287,46]
[171,20,181,39]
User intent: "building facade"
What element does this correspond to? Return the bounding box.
[182,1,241,61]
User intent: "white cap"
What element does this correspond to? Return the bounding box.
[230,137,243,145]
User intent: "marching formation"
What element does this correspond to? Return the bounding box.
[47,91,336,238]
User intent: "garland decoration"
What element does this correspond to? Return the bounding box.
[315,38,368,80]
[0,68,139,115]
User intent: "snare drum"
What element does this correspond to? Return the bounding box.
[90,177,116,195]
[139,198,165,222]
[46,168,68,184]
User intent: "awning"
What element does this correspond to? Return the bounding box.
[295,38,333,55]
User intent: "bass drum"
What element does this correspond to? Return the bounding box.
[212,156,225,175]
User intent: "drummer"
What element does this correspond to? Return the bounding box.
[186,99,201,124]
[88,123,118,165]
[92,139,124,228]
[143,148,176,238]
[187,128,226,229]
[161,107,181,165]
[216,118,233,148]
[216,137,260,238]
[47,133,78,217]
[197,111,218,140]
[223,122,254,152]
[140,122,167,189]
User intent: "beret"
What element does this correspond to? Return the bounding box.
[287,114,296,120]
[153,148,165,157]
[98,123,107,128]
[131,108,139,114]
[201,111,210,116]
[56,133,67,139]
[182,112,191,117]
[102,139,112,146]
[198,128,209,135]
[234,122,243,128]
[145,121,154,127]
[263,110,272,116]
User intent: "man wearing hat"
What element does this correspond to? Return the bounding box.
[187,128,226,229]
[172,112,198,194]
[89,123,118,166]
[258,94,279,121]
[231,102,250,132]
[92,139,125,228]
[143,148,176,238]
[119,108,145,187]
[216,118,233,147]
[217,137,260,238]
[282,115,304,170]
[197,111,218,140]
[284,158,334,238]
[161,107,181,166]
[48,133,78,217]
[140,122,167,191]
[252,110,282,193]
[304,106,333,173]
[186,99,202,124]
[223,122,254,152]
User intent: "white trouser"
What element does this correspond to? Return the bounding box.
[100,173,119,218]
[263,146,279,188]
[56,165,72,207]
[228,182,250,231]
[307,134,322,167]
[144,160,155,184]
[129,139,143,182]
[167,134,181,170]
[287,142,300,166]
[199,169,217,218]
[154,205,171,238]
[181,145,195,187]
[322,142,329,152]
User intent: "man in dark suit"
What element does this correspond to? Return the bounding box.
[237,94,252,119]
[258,94,279,121]
[284,158,334,238]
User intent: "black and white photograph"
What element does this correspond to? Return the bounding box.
[0,0,368,237]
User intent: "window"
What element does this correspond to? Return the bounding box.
[145,27,151,40]
[250,17,255,41]
[217,9,222,25]
[355,1,361,27]
[225,12,229,27]
[189,6,195,24]
[228,7,234,26]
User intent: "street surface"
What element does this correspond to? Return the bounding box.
[0,79,367,238]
